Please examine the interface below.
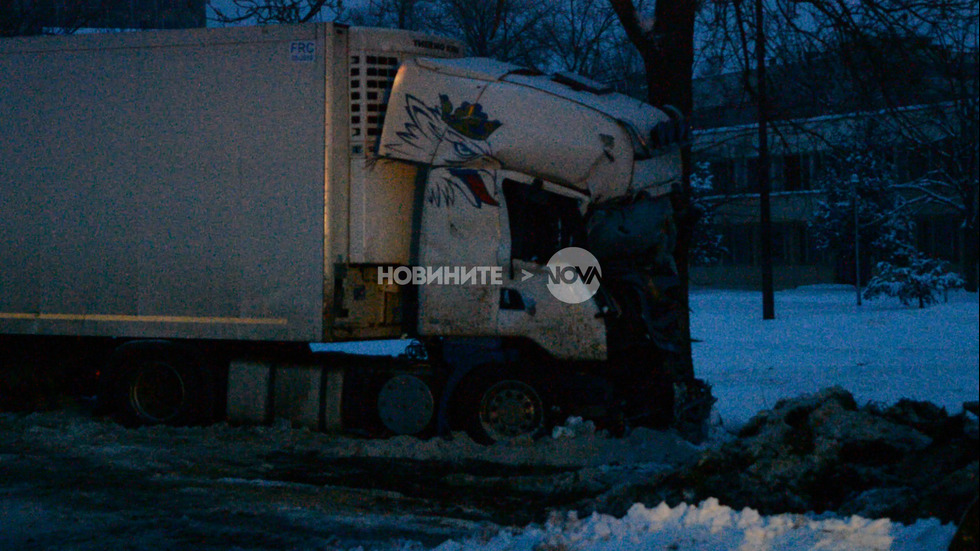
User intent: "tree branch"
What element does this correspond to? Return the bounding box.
[609,0,652,51]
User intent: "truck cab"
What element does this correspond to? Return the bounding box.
[371,57,690,442]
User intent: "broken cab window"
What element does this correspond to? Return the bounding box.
[503,179,584,264]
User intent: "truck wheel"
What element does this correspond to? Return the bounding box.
[104,342,212,427]
[462,372,548,445]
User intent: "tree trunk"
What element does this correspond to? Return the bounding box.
[647,1,696,381]
[610,0,697,380]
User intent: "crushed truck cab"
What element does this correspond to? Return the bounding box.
[376,57,691,440]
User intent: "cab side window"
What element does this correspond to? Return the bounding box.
[502,179,584,264]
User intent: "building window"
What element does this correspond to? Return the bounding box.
[774,223,791,265]
[918,216,961,261]
[903,145,933,181]
[722,224,757,266]
[745,156,780,192]
[709,160,735,194]
[784,154,803,191]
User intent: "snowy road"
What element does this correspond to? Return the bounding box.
[0,410,695,550]
[1,413,463,550]
[1,445,480,549]
[0,406,962,551]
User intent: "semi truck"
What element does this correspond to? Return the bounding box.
[0,23,706,443]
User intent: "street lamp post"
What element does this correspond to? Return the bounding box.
[852,173,862,306]
[757,0,775,320]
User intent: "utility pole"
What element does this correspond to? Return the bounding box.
[852,173,862,306]
[756,0,775,320]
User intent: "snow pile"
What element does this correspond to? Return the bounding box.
[429,498,955,551]
[593,387,978,525]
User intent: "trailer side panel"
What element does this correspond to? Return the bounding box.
[0,25,328,341]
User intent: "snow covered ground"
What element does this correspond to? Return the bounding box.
[2,286,976,550]
[691,285,979,429]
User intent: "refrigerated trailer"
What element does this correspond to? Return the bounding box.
[0,23,708,443]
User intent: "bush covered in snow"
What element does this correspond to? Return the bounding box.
[810,150,965,301]
[864,256,964,308]
[863,206,964,307]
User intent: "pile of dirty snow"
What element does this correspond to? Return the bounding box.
[429,498,955,551]
[588,387,978,526]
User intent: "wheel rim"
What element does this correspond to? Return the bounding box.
[129,361,186,423]
[478,380,544,442]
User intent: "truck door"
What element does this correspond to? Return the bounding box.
[415,167,501,337]
[493,172,607,361]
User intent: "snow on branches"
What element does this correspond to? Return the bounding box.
[809,150,963,307]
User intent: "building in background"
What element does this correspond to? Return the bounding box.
[689,44,978,289]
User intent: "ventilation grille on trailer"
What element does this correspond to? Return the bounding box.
[349,54,400,156]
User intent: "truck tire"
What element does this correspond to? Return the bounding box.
[103,342,213,427]
[460,368,548,445]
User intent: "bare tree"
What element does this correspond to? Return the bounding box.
[427,0,548,65]
[885,18,978,292]
[779,0,979,292]
[695,0,978,292]
[210,0,640,84]
[539,0,621,78]
[209,0,343,25]
[347,0,437,30]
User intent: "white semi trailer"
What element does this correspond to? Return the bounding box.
[0,23,704,443]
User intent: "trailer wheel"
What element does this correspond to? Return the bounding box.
[104,342,212,427]
[461,371,548,445]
